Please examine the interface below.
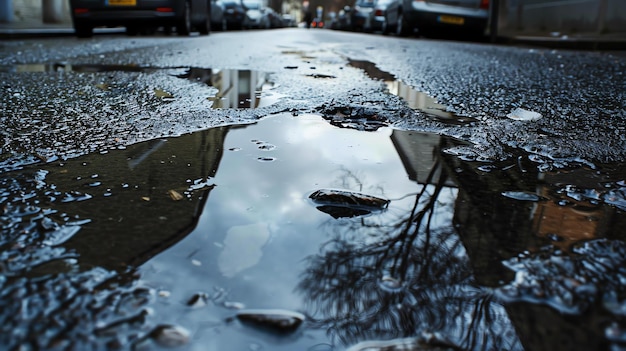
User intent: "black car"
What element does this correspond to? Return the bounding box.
[397,0,490,37]
[350,0,375,31]
[211,0,227,31]
[69,0,213,37]
[329,6,352,31]
[221,0,248,29]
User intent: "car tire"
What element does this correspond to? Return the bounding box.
[126,25,140,36]
[381,17,389,35]
[74,23,93,38]
[396,12,410,37]
[177,0,192,35]
[198,16,211,35]
[197,1,211,35]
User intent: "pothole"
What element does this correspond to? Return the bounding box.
[348,59,475,125]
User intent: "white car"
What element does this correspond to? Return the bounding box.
[242,0,270,29]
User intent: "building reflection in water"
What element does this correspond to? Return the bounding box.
[178,67,277,109]
[46,125,233,270]
[441,136,624,350]
[298,129,524,350]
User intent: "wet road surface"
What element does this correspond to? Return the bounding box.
[0,28,625,350]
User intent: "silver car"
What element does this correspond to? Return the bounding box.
[368,0,401,34]
[350,0,375,32]
[397,0,490,37]
[242,0,270,29]
[69,0,213,37]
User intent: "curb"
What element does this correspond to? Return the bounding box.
[507,35,626,51]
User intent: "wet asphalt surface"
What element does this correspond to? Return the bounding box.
[0,28,625,351]
[1,28,625,167]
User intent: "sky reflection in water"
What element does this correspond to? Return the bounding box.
[137,113,520,350]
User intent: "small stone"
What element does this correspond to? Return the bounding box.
[236,309,305,334]
[149,324,190,347]
[187,292,209,308]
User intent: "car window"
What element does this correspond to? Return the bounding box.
[355,0,375,7]
[243,1,261,9]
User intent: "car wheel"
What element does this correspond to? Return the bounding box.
[197,1,211,35]
[177,0,192,35]
[198,16,211,34]
[396,12,410,36]
[74,23,93,38]
[381,17,389,35]
[126,25,139,36]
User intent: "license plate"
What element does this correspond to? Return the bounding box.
[438,15,464,25]
[107,0,137,6]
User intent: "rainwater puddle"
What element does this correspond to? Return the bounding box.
[0,63,281,109]
[0,113,625,350]
[348,60,474,125]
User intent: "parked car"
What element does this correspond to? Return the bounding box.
[242,0,270,29]
[368,0,400,34]
[350,0,375,31]
[210,0,227,31]
[281,14,297,27]
[397,0,490,37]
[329,6,352,30]
[221,0,248,29]
[265,7,284,28]
[69,0,213,37]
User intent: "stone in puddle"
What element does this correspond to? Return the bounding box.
[148,324,190,348]
[235,309,305,334]
[309,189,390,218]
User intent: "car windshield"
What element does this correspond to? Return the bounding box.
[243,1,261,9]
[356,0,375,7]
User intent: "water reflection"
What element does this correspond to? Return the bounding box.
[298,130,522,350]
[1,113,625,350]
[176,68,280,109]
[0,64,280,109]
[137,113,425,350]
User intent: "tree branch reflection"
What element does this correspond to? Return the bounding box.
[298,159,522,350]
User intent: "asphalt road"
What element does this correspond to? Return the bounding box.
[1,28,626,351]
[1,28,625,171]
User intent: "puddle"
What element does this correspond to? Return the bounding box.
[175,67,281,109]
[0,113,625,350]
[0,63,281,109]
[348,60,474,125]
